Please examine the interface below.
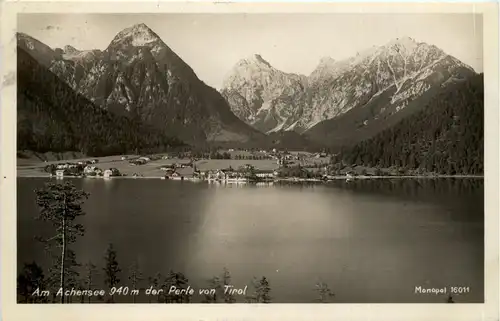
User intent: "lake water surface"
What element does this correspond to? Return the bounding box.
[17,178,484,303]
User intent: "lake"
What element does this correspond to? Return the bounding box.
[17,177,484,303]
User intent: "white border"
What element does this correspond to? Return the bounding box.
[1,2,498,321]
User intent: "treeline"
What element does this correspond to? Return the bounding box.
[333,74,484,175]
[17,48,185,157]
[18,246,275,304]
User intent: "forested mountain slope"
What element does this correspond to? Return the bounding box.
[17,47,184,156]
[332,74,484,175]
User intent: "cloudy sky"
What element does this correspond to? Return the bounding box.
[18,13,483,89]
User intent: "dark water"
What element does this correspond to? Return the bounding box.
[17,178,484,303]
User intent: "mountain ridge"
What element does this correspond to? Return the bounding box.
[17,46,185,156]
[17,25,267,146]
[221,36,477,145]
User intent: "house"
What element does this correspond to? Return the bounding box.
[103,168,121,178]
[277,157,288,167]
[255,169,275,179]
[83,165,97,175]
[90,159,99,164]
[170,172,183,180]
[55,169,70,177]
[193,170,202,179]
[208,169,227,181]
[139,156,151,162]
[243,164,255,171]
[121,156,128,161]
[103,169,113,178]
[56,163,70,170]
[164,169,175,177]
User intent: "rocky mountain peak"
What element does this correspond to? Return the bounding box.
[387,36,418,50]
[108,23,163,49]
[63,45,79,54]
[251,54,272,67]
[236,54,273,68]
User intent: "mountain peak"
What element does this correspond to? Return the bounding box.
[385,36,419,51]
[64,45,79,54]
[110,23,162,47]
[239,54,272,68]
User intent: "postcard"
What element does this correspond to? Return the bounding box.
[1,1,498,321]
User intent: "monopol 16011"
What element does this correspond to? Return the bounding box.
[109,286,139,296]
[449,286,470,294]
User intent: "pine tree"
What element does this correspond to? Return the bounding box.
[34,182,88,303]
[314,281,335,303]
[256,276,271,303]
[246,276,271,303]
[202,275,221,303]
[222,268,236,303]
[164,271,190,303]
[148,272,163,303]
[17,262,48,303]
[83,261,98,303]
[103,243,121,303]
[128,259,143,303]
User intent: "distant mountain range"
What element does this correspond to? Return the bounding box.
[17,24,483,165]
[221,37,476,146]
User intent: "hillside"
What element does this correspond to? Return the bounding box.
[17,47,185,157]
[332,74,484,175]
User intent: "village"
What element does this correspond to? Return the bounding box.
[30,148,378,182]
[16,146,431,182]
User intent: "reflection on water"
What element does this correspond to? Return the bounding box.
[17,178,484,303]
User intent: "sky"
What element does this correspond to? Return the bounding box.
[18,13,483,89]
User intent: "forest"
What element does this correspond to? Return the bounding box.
[17,48,185,157]
[333,74,484,175]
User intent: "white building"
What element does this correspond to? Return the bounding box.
[103,169,113,178]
